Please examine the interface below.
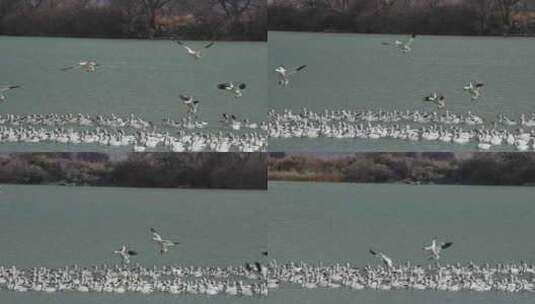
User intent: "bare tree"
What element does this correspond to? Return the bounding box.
[494,0,521,31]
[468,0,496,34]
[215,0,254,21]
[140,0,176,35]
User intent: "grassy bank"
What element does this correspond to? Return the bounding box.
[0,153,267,190]
[268,153,535,186]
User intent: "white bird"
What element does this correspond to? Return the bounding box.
[217,82,246,98]
[179,94,200,116]
[423,239,453,260]
[383,34,416,53]
[113,245,137,264]
[275,65,307,86]
[176,41,215,60]
[424,93,446,109]
[0,85,21,101]
[150,228,180,255]
[369,249,393,269]
[61,61,99,72]
[463,81,484,101]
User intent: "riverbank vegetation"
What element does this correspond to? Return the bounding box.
[268,153,535,186]
[0,153,267,189]
[0,0,266,41]
[268,0,535,36]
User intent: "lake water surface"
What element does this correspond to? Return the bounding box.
[269,31,535,152]
[266,181,535,303]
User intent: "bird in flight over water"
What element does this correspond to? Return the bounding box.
[179,94,200,116]
[424,93,446,109]
[0,85,21,101]
[275,65,307,86]
[176,40,215,60]
[464,81,484,101]
[113,245,137,264]
[150,228,180,255]
[423,238,453,260]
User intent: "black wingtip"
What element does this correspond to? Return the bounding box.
[217,84,228,90]
[442,242,453,249]
[254,262,262,272]
[297,65,307,71]
[262,251,268,256]
[239,83,247,90]
[128,250,138,256]
[369,249,377,255]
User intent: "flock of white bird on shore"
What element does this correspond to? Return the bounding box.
[3,236,535,297]
[268,108,535,151]
[0,113,266,152]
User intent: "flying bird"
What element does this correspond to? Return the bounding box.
[0,85,21,101]
[179,94,200,116]
[383,34,417,53]
[463,81,484,101]
[423,239,453,260]
[275,65,307,86]
[176,40,215,60]
[61,61,99,72]
[150,228,180,255]
[217,82,246,98]
[424,93,446,109]
[113,245,137,264]
[369,249,393,269]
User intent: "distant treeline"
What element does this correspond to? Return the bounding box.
[0,0,266,41]
[0,153,267,189]
[268,153,535,186]
[269,0,535,36]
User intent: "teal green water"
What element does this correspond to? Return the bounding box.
[268,31,535,152]
[269,182,535,264]
[2,183,535,303]
[0,185,268,267]
[266,182,535,303]
[0,36,267,124]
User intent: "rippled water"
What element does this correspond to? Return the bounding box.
[268,31,535,152]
